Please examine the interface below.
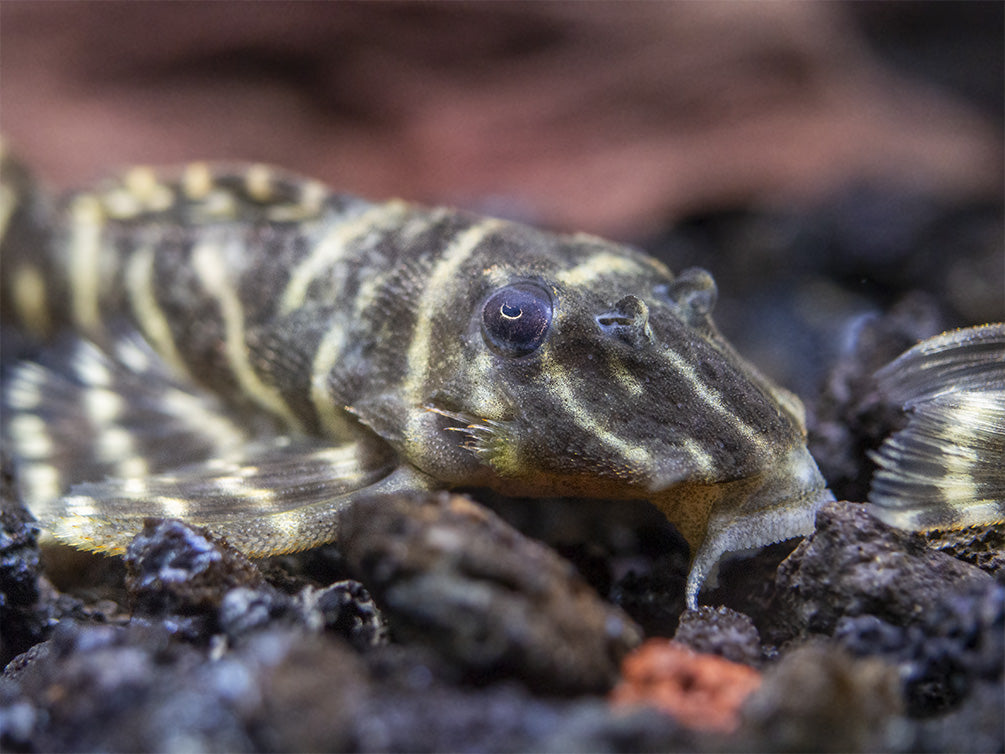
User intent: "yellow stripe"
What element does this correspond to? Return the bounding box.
[554,250,649,287]
[159,387,249,457]
[67,194,106,335]
[299,180,328,215]
[20,462,62,508]
[121,166,173,213]
[403,221,501,401]
[126,244,194,381]
[183,163,214,200]
[607,356,645,397]
[101,188,144,219]
[5,363,47,411]
[656,345,763,449]
[8,414,53,459]
[310,324,356,439]
[123,166,160,199]
[280,201,408,315]
[245,164,273,201]
[540,354,655,468]
[0,181,18,241]
[192,237,304,432]
[11,264,52,337]
[931,392,1000,508]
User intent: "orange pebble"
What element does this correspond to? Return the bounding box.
[610,639,761,734]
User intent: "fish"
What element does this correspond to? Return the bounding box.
[0,142,834,608]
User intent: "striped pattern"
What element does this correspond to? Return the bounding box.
[0,154,847,608]
[869,323,1005,531]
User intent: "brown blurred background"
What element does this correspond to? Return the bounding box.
[1,1,1002,392]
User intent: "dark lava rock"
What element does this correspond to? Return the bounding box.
[673,606,763,667]
[294,579,387,649]
[0,476,40,608]
[541,704,695,754]
[255,632,372,752]
[808,294,945,503]
[610,553,688,638]
[766,501,991,642]
[0,474,91,667]
[124,517,388,650]
[2,622,369,753]
[738,643,905,753]
[0,480,45,667]
[1,621,259,752]
[220,580,387,650]
[910,678,1005,754]
[1,619,687,754]
[263,634,681,754]
[126,518,267,611]
[834,579,1004,717]
[340,491,643,694]
[926,525,1005,576]
[125,517,268,640]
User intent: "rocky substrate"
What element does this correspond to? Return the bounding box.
[2,463,1002,753]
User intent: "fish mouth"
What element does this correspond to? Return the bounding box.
[728,444,834,520]
[681,444,834,608]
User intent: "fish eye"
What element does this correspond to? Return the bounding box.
[481,283,553,357]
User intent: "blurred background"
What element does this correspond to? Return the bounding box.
[1,1,1002,402]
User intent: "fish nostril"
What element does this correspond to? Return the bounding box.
[597,295,654,346]
[658,267,717,325]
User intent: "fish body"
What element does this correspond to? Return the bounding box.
[1,145,833,607]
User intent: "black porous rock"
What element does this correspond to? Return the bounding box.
[273,638,694,754]
[124,518,388,650]
[254,632,372,752]
[0,480,46,667]
[0,473,91,668]
[349,690,696,754]
[125,518,266,611]
[926,525,1005,576]
[241,579,384,650]
[540,704,696,754]
[609,553,688,637]
[673,606,763,667]
[738,643,906,753]
[340,491,643,694]
[1,621,259,752]
[807,294,945,503]
[124,518,268,640]
[1,617,692,754]
[910,679,1005,754]
[302,579,387,649]
[0,476,40,609]
[766,502,991,642]
[834,579,1004,718]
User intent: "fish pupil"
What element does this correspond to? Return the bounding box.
[482,284,552,357]
[500,302,522,319]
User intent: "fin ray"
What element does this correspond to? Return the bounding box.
[2,332,252,522]
[875,323,1005,406]
[52,436,408,556]
[869,324,1005,531]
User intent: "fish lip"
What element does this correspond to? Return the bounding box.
[643,443,833,502]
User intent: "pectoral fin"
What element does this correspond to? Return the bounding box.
[3,331,429,556]
[51,437,425,557]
